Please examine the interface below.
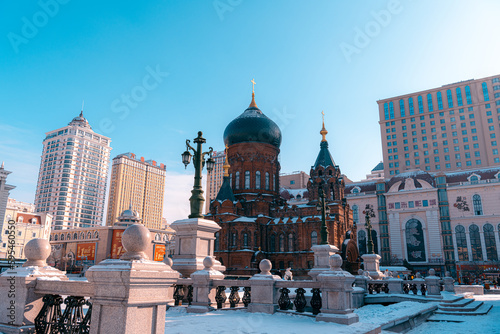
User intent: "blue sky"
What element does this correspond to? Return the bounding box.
[1,0,500,223]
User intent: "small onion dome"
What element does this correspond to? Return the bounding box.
[223,93,282,148]
[69,111,92,129]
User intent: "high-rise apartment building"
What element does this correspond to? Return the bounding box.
[378,74,500,176]
[34,111,112,230]
[0,163,16,232]
[106,153,166,229]
[205,150,226,212]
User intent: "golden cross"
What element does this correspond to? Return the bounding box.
[251,78,256,93]
[321,110,325,122]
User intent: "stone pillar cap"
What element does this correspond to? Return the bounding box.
[120,223,150,261]
[23,238,51,267]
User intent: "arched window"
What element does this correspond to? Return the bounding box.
[408,97,414,115]
[427,93,433,112]
[279,234,285,252]
[229,173,232,188]
[235,172,240,190]
[384,102,389,120]
[389,101,394,119]
[482,82,490,101]
[6,214,12,221]
[399,99,405,117]
[456,87,463,106]
[447,89,453,108]
[54,234,59,241]
[255,171,261,189]
[418,95,424,113]
[244,171,250,189]
[437,91,443,110]
[73,233,77,240]
[18,216,24,223]
[232,232,237,247]
[288,233,294,251]
[455,225,468,261]
[405,219,426,262]
[311,231,318,246]
[473,194,483,215]
[465,85,472,104]
[87,232,92,239]
[483,224,498,261]
[358,230,367,255]
[214,232,219,251]
[80,232,84,239]
[270,234,276,252]
[155,233,161,241]
[469,224,483,261]
[94,231,99,239]
[352,205,359,225]
[61,234,65,241]
[470,175,479,184]
[243,232,249,247]
[67,233,71,240]
[265,172,270,190]
[32,218,38,224]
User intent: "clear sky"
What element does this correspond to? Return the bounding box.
[1,0,500,223]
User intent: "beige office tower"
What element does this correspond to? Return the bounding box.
[34,112,112,230]
[106,153,166,229]
[205,150,226,212]
[378,74,500,176]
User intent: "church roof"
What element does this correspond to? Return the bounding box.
[215,176,235,203]
[371,162,384,172]
[313,141,335,169]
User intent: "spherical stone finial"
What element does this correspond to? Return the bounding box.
[120,224,150,261]
[23,238,51,267]
[203,256,214,270]
[357,269,364,276]
[428,269,436,276]
[416,272,422,278]
[259,259,272,275]
[163,256,173,267]
[445,271,451,277]
[329,254,343,271]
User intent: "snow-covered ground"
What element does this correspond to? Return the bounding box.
[164,295,500,334]
[406,295,500,334]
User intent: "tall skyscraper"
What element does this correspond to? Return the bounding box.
[0,163,16,232]
[34,111,112,230]
[106,153,166,229]
[378,74,500,176]
[205,150,226,212]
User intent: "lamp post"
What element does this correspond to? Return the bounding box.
[363,204,376,254]
[316,185,330,245]
[182,131,215,218]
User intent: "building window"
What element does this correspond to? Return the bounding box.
[214,232,219,251]
[279,234,285,252]
[437,91,443,110]
[244,171,250,189]
[235,172,240,189]
[483,224,498,261]
[265,172,270,190]
[472,194,483,215]
[358,230,367,256]
[427,93,433,111]
[465,85,472,104]
[418,95,423,113]
[311,231,318,246]
[469,224,483,261]
[405,219,426,262]
[232,232,237,247]
[270,234,276,252]
[399,99,405,117]
[455,225,468,261]
[483,82,490,101]
[389,101,395,119]
[409,97,414,115]
[243,233,249,247]
[229,173,232,188]
[255,171,261,189]
[352,205,359,225]
[456,87,463,106]
[384,102,389,120]
[288,233,294,252]
[447,89,453,108]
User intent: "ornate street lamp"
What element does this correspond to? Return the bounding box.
[316,185,330,245]
[363,204,376,254]
[182,131,214,218]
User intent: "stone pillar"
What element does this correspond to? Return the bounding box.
[386,277,403,294]
[0,238,67,334]
[412,272,426,296]
[361,253,384,279]
[86,224,180,334]
[187,256,224,313]
[308,244,339,280]
[443,271,455,293]
[248,259,281,314]
[316,254,359,325]
[170,218,225,277]
[353,269,368,292]
[424,269,442,298]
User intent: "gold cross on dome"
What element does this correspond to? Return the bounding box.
[321,110,325,122]
[251,78,256,93]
